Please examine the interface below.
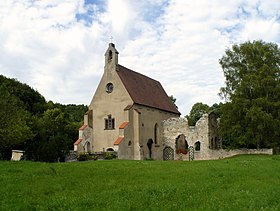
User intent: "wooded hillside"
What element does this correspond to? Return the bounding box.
[0,75,87,161]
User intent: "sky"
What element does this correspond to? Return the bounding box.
[0,0,280,116]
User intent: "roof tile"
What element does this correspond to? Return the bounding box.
[119,122,129,129]
[74,138,82,145]
[79,125,87,130]
[117,65,180,115]
[114,137,124,145]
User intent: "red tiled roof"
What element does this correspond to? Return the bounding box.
[119,122,129,129]
[117,65,180,115]
[114,137,124,145]
[79,125,87,130]
[74,138,82,145]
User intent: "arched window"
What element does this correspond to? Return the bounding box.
[195,141,201,151]
[154,123,158,144]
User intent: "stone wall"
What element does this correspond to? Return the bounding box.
[205,148,273,160]
[162,115,211,160]
[162,114,272,161]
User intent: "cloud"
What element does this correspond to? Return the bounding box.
[0,0,279,115]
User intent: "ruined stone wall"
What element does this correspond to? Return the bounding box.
[162,114,273,161]
[162,115,211,160]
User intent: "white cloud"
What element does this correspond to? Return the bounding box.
[0,0,279,115]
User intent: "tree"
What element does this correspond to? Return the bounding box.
[0,87,34,159]
[0,74,87,161]
[219,40,280,150]
[169,95,178,109]
[186,102,210,126]
[0,75,46,115]
[25,108,71,162]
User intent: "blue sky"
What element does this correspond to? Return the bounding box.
[0,0,279,115]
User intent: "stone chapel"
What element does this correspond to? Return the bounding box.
[74,43,272,160]
[74,43,180,160]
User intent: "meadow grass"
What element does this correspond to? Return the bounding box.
[0,155,280,210]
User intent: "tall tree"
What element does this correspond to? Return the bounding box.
[219,40,280,149]
[169,95,178,109]
[186,102,210,126]
[0,87,34,159]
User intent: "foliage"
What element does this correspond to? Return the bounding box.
[219,40,280,149]
[104,152,117,160]
[77,153,91,161]
[0,86,34,159]
[186,102,210,126]
[0,74,87,161]
[169,95,178,108]
[25,108,72,162]
[1,155,280,210]
[186,103,222,126]
[0,75,46,114]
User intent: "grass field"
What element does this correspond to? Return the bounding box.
[1,155,280,210]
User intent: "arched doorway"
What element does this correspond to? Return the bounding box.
[163,147,174,160]
[175,134,188,154]
[107,148,114,152]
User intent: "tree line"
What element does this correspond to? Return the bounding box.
[0,75,87,161]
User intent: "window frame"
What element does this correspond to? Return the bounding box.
[105,115,115,130]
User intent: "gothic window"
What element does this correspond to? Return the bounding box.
[105,115,115,130]
[154,123,158,144]
[195,141,201,151]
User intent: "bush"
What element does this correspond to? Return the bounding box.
[77,153,90,161]
[104,152,117,160]
[77,153,98,161]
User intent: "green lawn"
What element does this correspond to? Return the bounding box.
[1,155,280,210]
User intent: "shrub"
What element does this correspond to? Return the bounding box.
[77,153,90,161]
[77,153,98,161]
[104,152,117,160]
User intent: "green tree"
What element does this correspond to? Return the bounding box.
[25,108,71,162]
[0,75,46,114]
[219,40,280,149]
[186,102,210,126]
[0,87,34,159]
[169,95,178,109]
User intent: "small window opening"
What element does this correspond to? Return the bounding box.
[108,50,113,61]
[105,115,115,130]
[195,141,201,151]
[154,123,158,144]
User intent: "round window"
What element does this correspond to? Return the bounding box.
[106,83,114,93]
